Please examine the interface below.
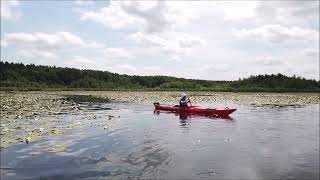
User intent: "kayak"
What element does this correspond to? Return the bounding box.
[154,103,236,117]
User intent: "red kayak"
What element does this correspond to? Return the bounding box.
[154,103,236,117]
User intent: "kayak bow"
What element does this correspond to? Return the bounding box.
[154,103,236,117]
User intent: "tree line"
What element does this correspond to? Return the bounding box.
[1,61,319,92]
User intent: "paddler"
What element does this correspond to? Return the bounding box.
[179,93,191,107]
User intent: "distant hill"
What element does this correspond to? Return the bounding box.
[0,61,319,92]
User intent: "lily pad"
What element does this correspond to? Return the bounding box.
[63,95,110,103]
[25,130,43,144]
[1,137,21,148]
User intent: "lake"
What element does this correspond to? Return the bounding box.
[1,102,319,179]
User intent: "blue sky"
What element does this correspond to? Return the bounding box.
[1,0,319,80]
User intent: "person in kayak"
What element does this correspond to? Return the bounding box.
[179,93,191,107]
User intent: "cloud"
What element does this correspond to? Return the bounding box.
[217,1,319,25]
[0,40,8,47]
[2,32,89,49]
[74,0,95,6]
[115,64,137,74]
[1,0,21,20]
[254,57,283,66]
[168,55,182,62]
[179,34,206,48]
[143,66,160,71]
[221,1,257,21]
[140,66,162,76]
[131,32,167,47]
[233,25,318,44]
[18,49,57,59]
[63,56,98,70]
[86,42,105,49]
[80,1,143,30]
[201,64,232,72]
[302,49,320,58]
[104,48,132,60]
[255,1,319,25]
[70,56,95,64]
[80,1,205,64]
[131,32,205,57]
[2,32,103,59]
[80,1,199,33]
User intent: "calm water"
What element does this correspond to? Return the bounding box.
[1,103,319,180]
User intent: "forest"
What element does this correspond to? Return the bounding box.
[1,61,319,92]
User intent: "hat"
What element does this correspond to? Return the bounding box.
[181,93,187,97]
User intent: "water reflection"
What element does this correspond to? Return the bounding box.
[119,138,171,178]
[78,103,114,111]
[179,112,189,120]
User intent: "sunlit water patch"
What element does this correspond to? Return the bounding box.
[1,103,319,179]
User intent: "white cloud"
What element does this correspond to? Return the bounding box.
[80,1,199,33]
[131,32,167,47]
[221,1,257,21]
[140,66,162,76]
[254,1,319,25]
[1,0,21,20]
[179,34,206,48]
[302,49,320,58]
[131,32,205,57]
[254,57,283,66]
[80,1,205,64]
[70,56,95,64]
[0,40,8,47]
[115,64,137,74]
[74,0,95,6]
[168,55,182,62]
[216,1,319,25]
[18,49,57,59]
[104,48,131,60]
[2,31,103,60]
[2,32,89,49]
[143,66,160,71]
[201,64,232,72]
[63,56,98,70]
[86,42,105,49]
[233,25,318,44]
[80,1,142,30]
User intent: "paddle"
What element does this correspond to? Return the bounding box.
[188,99,192,106]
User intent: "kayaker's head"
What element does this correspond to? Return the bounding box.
[181,93,187,98]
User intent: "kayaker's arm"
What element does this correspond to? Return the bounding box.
[188,99,192,106]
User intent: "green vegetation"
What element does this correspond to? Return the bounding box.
[1,61,319,92]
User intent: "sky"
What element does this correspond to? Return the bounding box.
[1,0,319,80]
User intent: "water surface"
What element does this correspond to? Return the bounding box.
[1,103,319,179]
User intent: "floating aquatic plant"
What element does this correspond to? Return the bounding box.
[48,145,66,153]
[63,95,110,103]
